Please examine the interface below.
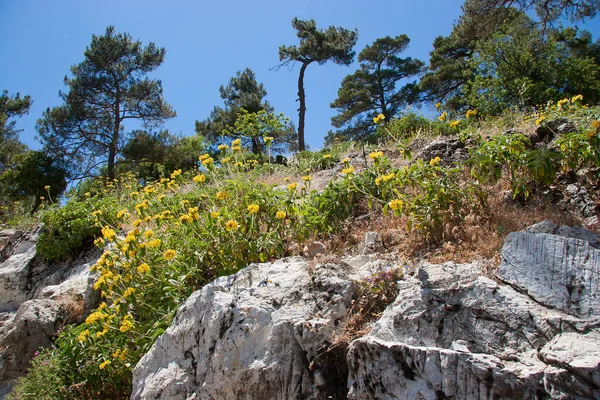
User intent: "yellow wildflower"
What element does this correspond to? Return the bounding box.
[211,211,221,218]
[179,214,193,224]
[199,154,210,161]
[465,109,477,119]
[302,175,311,182]
[438,111,448,122]
[342,166,355,175]
[123,287,135,298]
[287,182,298,191]
[44,185,50,190]
[78,329,90,343]
[572,94,583,103]
[218,144,229,151]
[144,229,154,239]
[225,220,240,231]
[201,157,214,166]
[341,157,351,164]
[429,157,441,166]
[193,174,206,183]
[592,120,600,129]
[264,136,273,145]
[388,199,403,211]
[450,120,460,128]
[137,263,150,274]
[435,102,442,109]
[373,113,385,124]
[132,219,142,227]
[163,249,177,260]
[276,210,286,219]
[216,191,229,200]
[369,151,384,160]
[248,204,260,214]
[232,145,242,152]
[148,239,161,248]
[232,138,241,146]
[323,154,332,159]
[119,315,134,333]
[101,227,116,242]
[99,360,111,370]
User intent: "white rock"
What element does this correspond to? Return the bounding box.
[498,221,600,318]
[0,244,36,307]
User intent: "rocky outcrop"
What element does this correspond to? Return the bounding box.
[133,222,600,400]
[498,220,600,318]
[0,228,100,394]
[131,257,370,399]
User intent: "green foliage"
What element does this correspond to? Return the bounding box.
[278,18,358,151]
[0,90,30,173]
[37,194,119,261]
[6,349,70,400]
[330,35,424,141]
[464,14,600,114]
[37,26,175,180]
[223,109,292,154]
[0,151,67,212]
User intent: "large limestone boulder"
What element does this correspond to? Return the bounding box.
[131,257,375,400]
[0,299,66,380]
[497,220,600,318]
[0,240,36,308]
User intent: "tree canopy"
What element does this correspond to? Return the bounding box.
[0,90,31,172]
[278,18,358,151]
[37,26,175,181]
[329,35,424,142]
[195,68,294,154]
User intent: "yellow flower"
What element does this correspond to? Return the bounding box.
[193,174,206,183]
[535,115,545,126]
[248,204,259,214]
[341,157,351,164]
[592,120,600,129]
[216,191,229,200]
[199,154,210,161]
[382,172,395,182]
[99,360,111,370]
[201,157,214,166]
[211,211,221,218]
[218,144,229,151]
[44,185,50,190]
[164,249,177,260]
[148,239,161,248]
[429,157,441,166]
[144,229,154,239]
[557,98,569,108]
[78,329,90,342]
[264,136,273,145]
[373,113,385,124]
[119,314,134,333]
[116,209,128,219]
[369,151,383,160]
[225,220,239,231]
[435,102,442,109]
[101,227,116,242]
[276,210,286,219]
[302,175,311,182]
[232,138,242,146]
[137,263,150,274]
[438,111,448,122]
[572,94,583,103]
[84,192,91,197]
[323,154,332,159]
[388,199,403,211]
[179,214,193,224]
[287,182,298,191]
[465,109,477,119]
[342,166,355,175]
[234,161,243,168]
[170,169,182,178]
[232,145,242,152]
[450,120,461,128]
[123,287,135,298]
[284,177,290,182]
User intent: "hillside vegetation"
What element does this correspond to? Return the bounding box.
[5,99,600,398]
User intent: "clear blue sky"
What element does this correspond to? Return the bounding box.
[1,0,598,151]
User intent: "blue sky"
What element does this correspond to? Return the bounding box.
[1,0,598,151]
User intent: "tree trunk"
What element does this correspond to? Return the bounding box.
[108,87,121,181]
[251,136,262,154]
[297,62,309,152]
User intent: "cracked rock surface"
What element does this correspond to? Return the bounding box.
[133,223,600,400]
